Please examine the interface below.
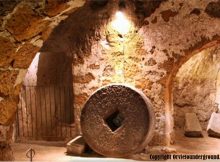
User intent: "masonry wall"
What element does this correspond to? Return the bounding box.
[0,1,85,159]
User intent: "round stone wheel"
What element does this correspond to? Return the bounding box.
[80,84,155,157]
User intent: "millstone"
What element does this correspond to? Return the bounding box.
[80,84,155,157]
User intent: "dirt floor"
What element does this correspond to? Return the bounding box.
[12,142,135,161]
[11,131,220,161]
[173,130,220,154]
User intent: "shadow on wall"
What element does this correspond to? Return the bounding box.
[16,1,117,142]
[37,52,73,86]
[36,51,74,124]
[16,52,75,141]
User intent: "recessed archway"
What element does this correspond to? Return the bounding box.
[165,41,220,153]
[165,39,220,146]
[173,45,220,153]
[15,51,75,142]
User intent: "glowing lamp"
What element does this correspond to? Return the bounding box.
[111,11,131,35]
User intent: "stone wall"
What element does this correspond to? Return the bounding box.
[0,1,85,159]
[1,1,220,157]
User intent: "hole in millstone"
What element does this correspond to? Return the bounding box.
[105,110,124,132]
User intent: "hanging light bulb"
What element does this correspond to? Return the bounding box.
[111,11,131,35]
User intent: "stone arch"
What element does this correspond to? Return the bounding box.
[14,4,121,144]
[0,1,116,127]
[165,37,220,145]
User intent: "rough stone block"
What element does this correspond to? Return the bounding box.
[45,0,69,17]
[0,98,17,125]
[13,43,39,68]
[207,112,220,138]
[0,141,14,161]
[0,36,16,68]
[73,73,95,84]
[0,70,19,97]
[5,3,49,41]
[66,136,86,155]
[184,113,203,137]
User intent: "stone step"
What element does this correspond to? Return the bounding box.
[0,141,14,161]
[207,112,220,138]
[184,113,203,137]
[66,136,86,155]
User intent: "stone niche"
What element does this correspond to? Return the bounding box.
[16,51,75,141]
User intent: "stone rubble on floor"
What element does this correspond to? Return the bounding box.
[207,112,220,138]
[0,141,14,161]
[66,135,86,155]
[184,113,203,137]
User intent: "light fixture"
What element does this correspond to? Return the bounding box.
[111,11,131,35]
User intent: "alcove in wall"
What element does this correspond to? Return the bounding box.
[172,46,220,153]
[15,51,75,142]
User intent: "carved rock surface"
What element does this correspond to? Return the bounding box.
[0,36,16,68]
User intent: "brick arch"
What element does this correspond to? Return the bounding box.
[164,37,220,145]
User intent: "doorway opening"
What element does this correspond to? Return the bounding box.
[172,46,220,153]
[15,52,75,142]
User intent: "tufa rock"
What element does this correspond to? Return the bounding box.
[133,0,164,21]
[0,141,14,161]
[41,26,54,41]
[0,36,16,68]
[88,64,100,69]
[45,0,70,17]
[0,0,21,16]
[190,8,201,16]
[74,93,88,106]
[160,9,178,22]
[0,70,19,97]
[73,73,95,84]
[0,18,3,31]
[0,98,17,125]
[205,1,220,18]
[5,3,50,41]
[13,43,39,68]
